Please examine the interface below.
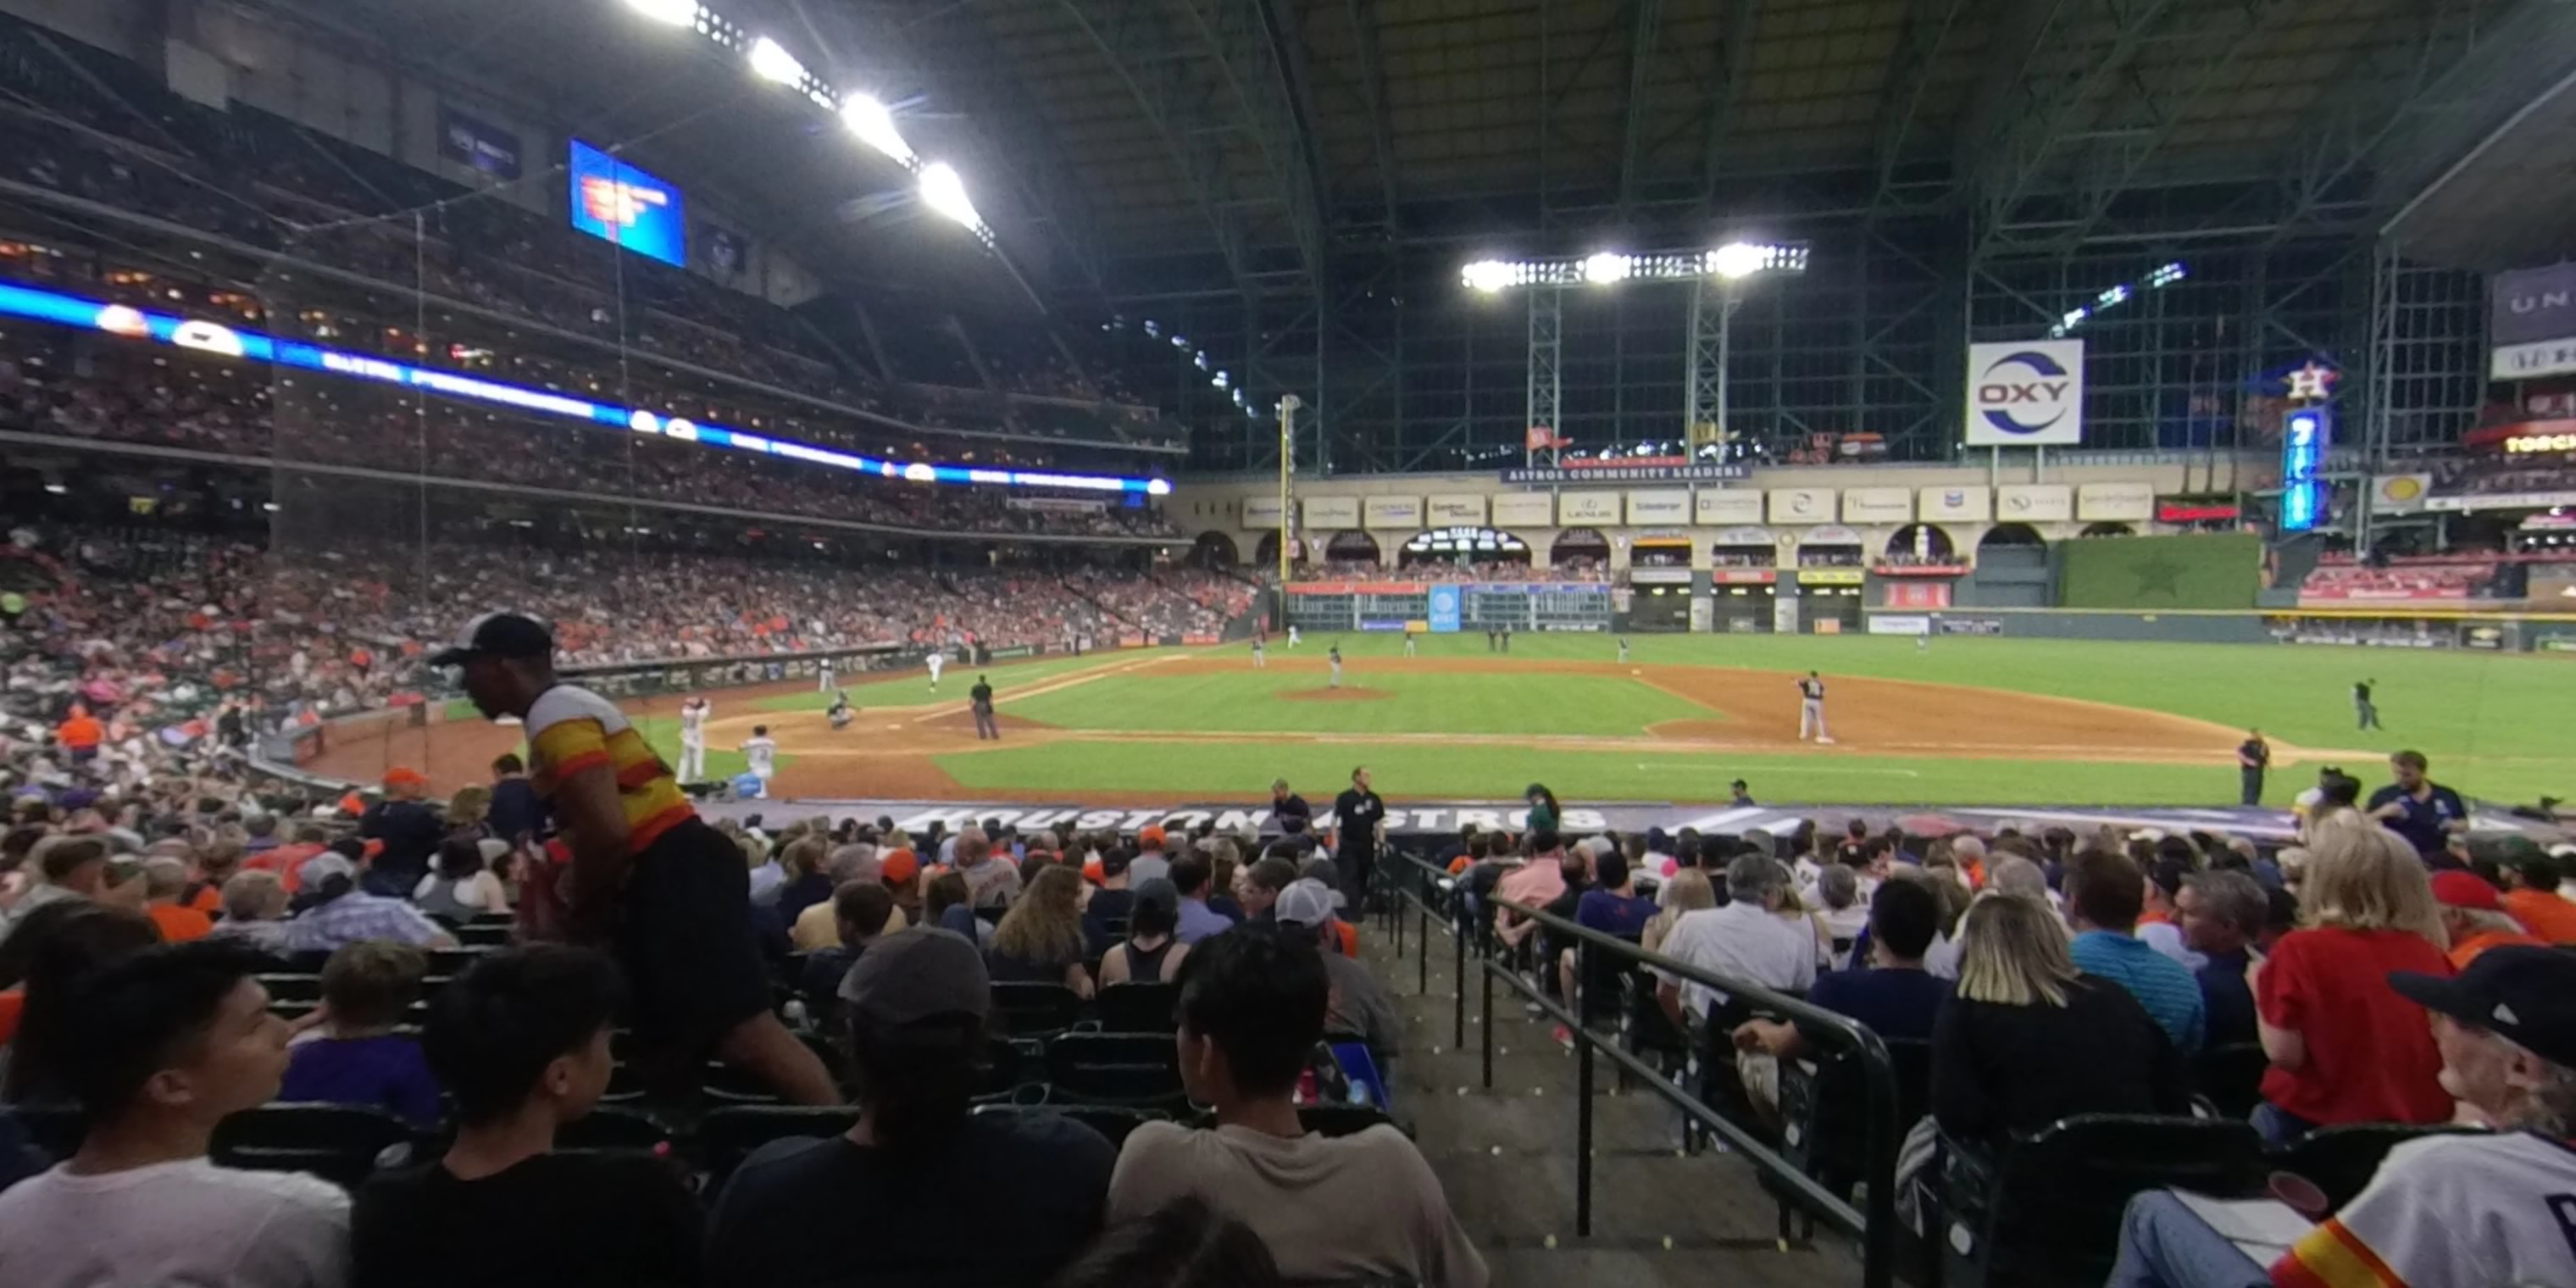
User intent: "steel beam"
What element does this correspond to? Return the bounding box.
[1527,287,1563,464]
[1617,0,1663,213]
[1346,0,1403,230]
[2053,0,2303,249]
[1865,0,1972,214]
[1698,0,1764,205]
[1054,0,1270,299]
[1167,0,1329,286]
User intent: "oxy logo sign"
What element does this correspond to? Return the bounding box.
[1964,340,2085,446]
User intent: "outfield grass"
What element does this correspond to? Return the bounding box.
[747,652,1117,713]
[923,632,2575,806]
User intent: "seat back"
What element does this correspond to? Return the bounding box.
[1298,1103,1398,1139]
[2276,1123,2468,1214]
[1044,1031,1185,1108]
[555,1105,671,1153]
[1574,939,1640,1026]
[1780,1036,1930,1194]
[425,947,493,977]
[2191,1042,2268,1120]
[699,1105,862,1193]
[1951,1114,2268,1287]
[973,1102,1170,1148]
[989,981,1084,1039]
[1096,981,1180,1033]
[212,1104,419,1189]
[255,973,324,1003]
[454,924,512,948]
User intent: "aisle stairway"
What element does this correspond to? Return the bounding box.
[1359,917,1863,1288]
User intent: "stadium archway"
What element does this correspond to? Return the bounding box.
[1552,527,1611,572]
[1252,531,1309,568]
[2080,522,2137,538]
[1192,531,1240,567]
[1884,523,1957,564]
[1979,523,2046,552]
[1323,530,1382,567]
[1795,525,1867,569]
[1397,526,1530,571]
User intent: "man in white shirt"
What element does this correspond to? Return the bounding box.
[741,724,778,791]
[0,940,349,1288]
[924,647,946,691]
[1654,852,1818,1024]
[676,697,710,782]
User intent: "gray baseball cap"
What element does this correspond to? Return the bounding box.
[838,927,990,1027]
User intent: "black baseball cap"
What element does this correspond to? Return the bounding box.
[428,612,554,668]
[2390,945,2576,1069]
[838,928,990,1030]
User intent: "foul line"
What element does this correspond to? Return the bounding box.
[1635,763,1921,777]
[905,652,1178,726]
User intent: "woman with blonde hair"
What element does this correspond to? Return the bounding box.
[2251,821,2452,1141]
[989,863,1095,998]
[1642,869,1713,955]
[1930,893,2189,1149]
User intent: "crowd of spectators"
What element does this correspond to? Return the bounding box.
[2426,454,2576,499]
[2300,557,2501,602]
[0,761,1470,1286]
[0,325,1182,540]
[2,522,1252,756]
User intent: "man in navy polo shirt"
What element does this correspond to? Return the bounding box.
[2366,750,2467,858]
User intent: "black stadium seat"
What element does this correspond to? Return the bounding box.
[973,1102,1168,1149]
[988,981,1085,1039]
[254,973,324,1002]
[555,1105,672,1154]
[2190,1042,2269,1120]
[2275,1122,2468,1214]
[1095,981,1180,1033]
[699,1105,861,1193]
[214,1104,419,1189]
[1929,1114,2268,1288]
[1043,1031,1186,1108]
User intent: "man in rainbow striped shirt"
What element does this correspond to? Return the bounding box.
[2107,945,2576,1288]
[436,612,837,1105]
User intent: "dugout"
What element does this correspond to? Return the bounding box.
[1795,569,1865,633]
[1710,570,1776,633]
[1624,569,1693,631]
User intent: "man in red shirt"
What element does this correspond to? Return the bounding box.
[245,823,333,893]
[53,705,103,763]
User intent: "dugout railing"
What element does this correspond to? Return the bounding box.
[1376,852,1902,1288]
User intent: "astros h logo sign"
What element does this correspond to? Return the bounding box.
[1975,350,2075,436]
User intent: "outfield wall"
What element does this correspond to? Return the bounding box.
[1864,606,2576,652]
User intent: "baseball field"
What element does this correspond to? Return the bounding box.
[466,631,2576,808]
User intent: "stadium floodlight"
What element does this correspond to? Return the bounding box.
[624,0,700,25]
[918,162,983,230]
[747,36,808,86]
[1707,242,1803,279]
[1583,253,1635,285]
[840,95,913,164]
[1462,259,1524,292]
[1212,371,1229,388]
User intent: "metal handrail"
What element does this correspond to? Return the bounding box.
[1383,852,1898,1288]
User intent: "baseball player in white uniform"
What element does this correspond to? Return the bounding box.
[741,724,778,793]
[1288,625,1301,648]
[1328,644,1344,688]
[1402,631,1416,657]
[1252,636,1266,669]
[676,697,710,781]
[1797,671,1833,744]
[817,655,835,692]
[925,647,946,691]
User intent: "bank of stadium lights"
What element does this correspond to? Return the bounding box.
[615,2,993,245]
[1462,242,1809,292]
[2050,261,2188,337]
[623,0,700,25]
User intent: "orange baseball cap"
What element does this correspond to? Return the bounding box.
[382,767,429,789]
[880,849,919,886]
[1138,824,1167,847]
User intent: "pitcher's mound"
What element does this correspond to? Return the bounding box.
[1279,686,1391,702]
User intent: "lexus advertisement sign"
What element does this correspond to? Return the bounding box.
[2493,264,2576,380]
[1965,340,2085,447]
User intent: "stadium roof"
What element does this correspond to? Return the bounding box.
[275,0,2574,297]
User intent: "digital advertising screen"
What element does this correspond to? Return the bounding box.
[568,139,686,268]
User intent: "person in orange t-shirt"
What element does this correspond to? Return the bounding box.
[53,705,103,761]
[2498,853,2576,945]
[139,857,214,941]
[2430,870,2545,969]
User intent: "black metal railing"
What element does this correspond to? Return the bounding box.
[1377,851,1900,1288]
